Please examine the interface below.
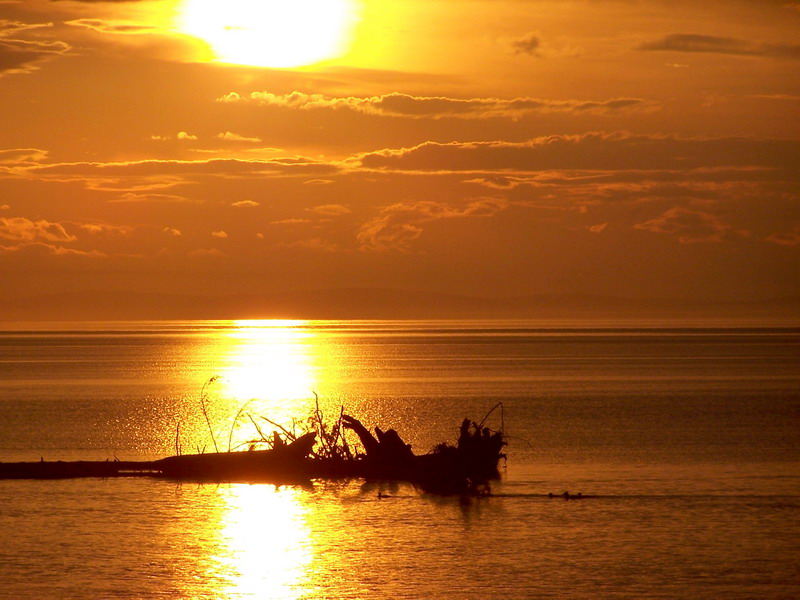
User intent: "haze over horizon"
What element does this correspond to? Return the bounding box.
[2,0,799,322]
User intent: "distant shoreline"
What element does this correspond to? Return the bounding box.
[2,287,798,325]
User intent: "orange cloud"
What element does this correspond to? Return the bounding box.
[278,237,340,252]
[357,198,507,252]
[504,32,582,59]
[29,157,339,178]
[113,192,195,203]
[357,134,799,173]
[79,222,130,236]
[216,131,262,143]
[0,148,49,165]
[508,32,541,56]
[309,204,351,216]
[0,20,69,76]
[634,207,748,243]
[0,216,76,243]
[0,22,53,36]
[640,34,800,60]
[0,242,103,257]
[64,19,160,35]
[189,248,223,257]
[271,218,311,225]
[765,224,800,247]
[218,91,655,119]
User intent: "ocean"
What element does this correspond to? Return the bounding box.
[0,320,798,599]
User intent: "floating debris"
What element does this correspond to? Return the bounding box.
[0,408,507,495]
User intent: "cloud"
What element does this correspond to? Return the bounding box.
[0,241,103,257]
[218,91,656,119]
[216,131,262,143]
[765,224,800,247]
[211,230,228,239]
[65,19,160,34]
[634,207,748,243]
[504,32,581,59]
[79,222,130,235]
[0,21,53,35]
[588,223,608,233]
[61,157,329,174]
[356,133,800,173]
[27,157,341,182]
[278,237,339,252]
[231,200,260,207]
[0,217,77,243]
[163,227,181,237]
[0,20,68,76]
[271,218,311,225]
[465,176,531,189]
[189,248,223,257]
[508,33,541,56]
[155,131,259,143]
[749,93,800,101]
[639,34,800,60]
[0,37,70,76]
[469,164,792,195]
[0,148,48,164]
[357,198,507,252]
[309,204,351,216]
[112,192,195,203]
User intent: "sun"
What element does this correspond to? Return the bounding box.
[177,0,358,68]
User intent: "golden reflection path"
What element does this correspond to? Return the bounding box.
[195,322,337,598]
[221,320,317,402]
[203,319,331,451]
[212,484,313,599]
[167,321,382,597]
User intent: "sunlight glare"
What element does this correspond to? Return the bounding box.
[214,485,312,598]
[188,320,347,454]
[221,320,316,403]
[177,0,358,68]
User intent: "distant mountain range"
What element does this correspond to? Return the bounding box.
[2,288,798,324]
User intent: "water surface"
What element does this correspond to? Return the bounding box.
[0,320,798,598]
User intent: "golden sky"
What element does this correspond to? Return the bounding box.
[1,0,799,319]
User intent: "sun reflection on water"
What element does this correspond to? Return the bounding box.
[178,319,362,457]
[213,484,313,599]
[221,320,317,402]
[202,320,324,450]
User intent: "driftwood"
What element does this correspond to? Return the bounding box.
[340,415,506,494]
[0,415,506,495]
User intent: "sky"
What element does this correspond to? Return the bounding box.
[1,0,799,320]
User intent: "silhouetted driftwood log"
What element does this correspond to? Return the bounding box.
[0,415,506,494]
[340,415,506,493]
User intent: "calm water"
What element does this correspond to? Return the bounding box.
[0,320,798,599]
